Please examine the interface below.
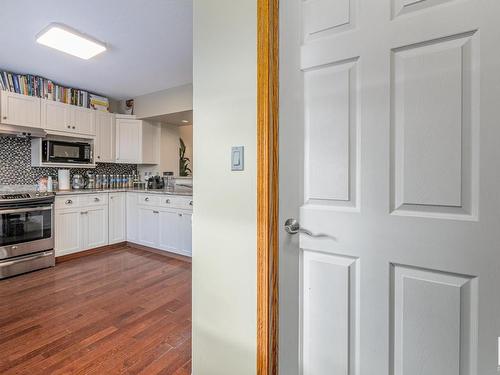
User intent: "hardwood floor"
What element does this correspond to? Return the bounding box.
[0,246,192,375]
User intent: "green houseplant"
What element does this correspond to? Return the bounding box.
[179,137,192,176]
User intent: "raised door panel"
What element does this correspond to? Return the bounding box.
[158,210,180,251]
[303,0,355,41]
[305,58,359,209]
[54,209,81,256]
[391,265,477,375]
[95,112,115,162]
[138,207,159,247]
[109,193,126,244]
[302,251,358,375]
[126,193,138,242]
[41,99,70,132]
[72,107,95,136]
[392,0,457,18]
[391,32,478,220]
[116,119,142,163]
[1,91,41,128]
[84,207,108,250]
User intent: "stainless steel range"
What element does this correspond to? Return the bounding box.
[0,192,55,279]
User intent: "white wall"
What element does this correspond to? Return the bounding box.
[117,84,193,119]
[192,0,257,374]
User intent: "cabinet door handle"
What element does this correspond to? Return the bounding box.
[189,201,193,206]
[153,210,159,214]
[72,126,76,129]
[67,125,71,129]
[65,199,73,204]
[145,197,149,202]
[81,211,88,215]
[166,199,171,204]
[97,155,101,159]
[178,213,182,217]
[94,197,100,202]
[2,116,7,120]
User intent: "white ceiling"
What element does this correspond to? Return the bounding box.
[0,0,193,100]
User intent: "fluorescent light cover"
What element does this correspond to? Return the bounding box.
[36,23,106,60]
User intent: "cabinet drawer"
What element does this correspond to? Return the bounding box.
[55,195,81,209]
[160,196,193,210]
[138,194,161,206]
[81,193,108,207]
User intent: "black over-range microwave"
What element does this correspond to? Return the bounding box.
[42,140,92,164]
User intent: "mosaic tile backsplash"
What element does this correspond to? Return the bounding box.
[0,136,137,185]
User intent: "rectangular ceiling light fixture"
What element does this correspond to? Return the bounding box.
[36,23,106,60]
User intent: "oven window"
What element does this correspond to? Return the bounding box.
[53,144,80,158]
[0,209,52,247]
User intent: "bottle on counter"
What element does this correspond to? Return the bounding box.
[102,174,108,189]
[47,176,53,192]
[95,174,102,190]
[110,174,115,189]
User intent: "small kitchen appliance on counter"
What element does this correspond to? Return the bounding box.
[0,191,55,279]
[58,169,70,190]
[71,175,87,190]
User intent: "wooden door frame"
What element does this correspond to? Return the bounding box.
[257,0,279,374]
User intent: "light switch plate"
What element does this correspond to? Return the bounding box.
[231,146,244,171]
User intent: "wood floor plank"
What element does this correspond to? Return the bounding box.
[0,246,192,375]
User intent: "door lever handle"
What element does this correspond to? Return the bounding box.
[283,218,336,240]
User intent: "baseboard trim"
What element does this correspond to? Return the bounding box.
[126,242,192,263]
[56,242,127,263]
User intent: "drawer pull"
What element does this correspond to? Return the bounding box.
[178,213,182,217]
[65,199,73,204]
[153,210,159,214]
[189,201,193,206]
[145,197,149,202]
[94,197,100,202]
[165,199,171,204]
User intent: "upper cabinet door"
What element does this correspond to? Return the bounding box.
[0,91,41,128]
[72,106,95,136]
[116,119,142,163]
[41,99,71,132]
[95,112,115,162]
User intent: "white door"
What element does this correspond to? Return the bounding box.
[138,207,159,247]
[179,212,192,255]
[54,209,81,256]
[116,119,142,163]
[159,209,180,252]
[95,112,115,162]
[41,99,70,132]
[1,91,41,128]
[84,207,108,249]
[109,193,126,244]
[126,193,139,242]
[72,107,95,136]
[280,1,500,374]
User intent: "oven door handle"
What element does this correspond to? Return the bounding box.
[0,206,53,215]
[0,251,53,266]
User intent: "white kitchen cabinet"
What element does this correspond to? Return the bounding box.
[115,118,160,164]
[84,207,108,249]
[126,193,138,242]
[41,99,95,136]
[133,193,193,257]
[54,195,108,256]
[55,209,81,255]
[0,91,41,128]
[159,210,181,252]
[138,207,159,247]
[109,192,126,244]
[95,111,115,162]
[179,212,192,255]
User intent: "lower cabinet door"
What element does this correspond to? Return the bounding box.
[138,207,159,247]
[55,209,82,256]
[180,212,192,255]
[85,207,108,249]
[159,210,180,252]
[126,193,138,242]
[109,193,126,244]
